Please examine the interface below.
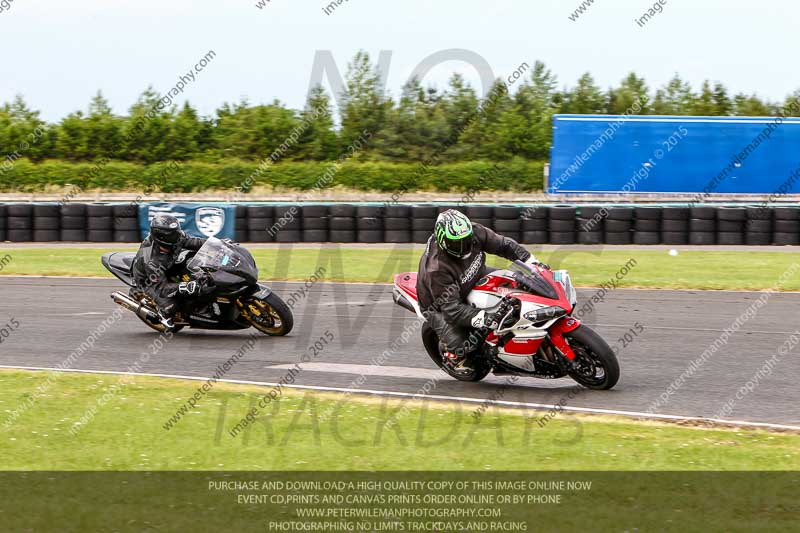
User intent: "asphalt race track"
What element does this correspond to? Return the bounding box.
[1,276,799,427]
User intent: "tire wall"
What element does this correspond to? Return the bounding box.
[0,203,797,245]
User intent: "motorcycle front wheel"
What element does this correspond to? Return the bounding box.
[564,325,620,390]
[421,324,491,382]
[239,292,294,336]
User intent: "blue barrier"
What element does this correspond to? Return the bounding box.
[548,114,800,194]
[138,203,236,240]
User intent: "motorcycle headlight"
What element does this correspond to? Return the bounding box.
[524,306,567,323]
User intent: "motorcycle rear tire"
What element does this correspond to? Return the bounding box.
[421,324,491,382]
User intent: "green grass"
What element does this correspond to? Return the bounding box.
[1,369,798,471]
[1,247,800,290]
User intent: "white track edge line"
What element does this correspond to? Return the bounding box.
[1,365,798,431]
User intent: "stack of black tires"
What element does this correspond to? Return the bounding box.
[0,203,799,245]
[576,206,602,244]
[2,203,142,242]
[772,207,800,245]
[6,204,34,242]
[274,205,302,242]
[632,207,662,244]
[300,205,328,242]
[328,204,356,243]
[520,205,548,244]
[540,205,800,246]
[660,207,690,244]
[550,205,639,245]
[86,205,112,242]
[112,205,141,243]
[492,205,522,243]
[31,204,59,241]
[549,206,576,244]
[356,205,384,243]
[245,205,273,242]
[602,207,635,245]
[410,205,439,243]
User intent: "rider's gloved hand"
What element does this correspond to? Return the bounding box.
[179,271,214,296]
[471,299,517,330]
[470,310,489,329]
[191,270,212,285]
[178,280,198,296]
[191,270,215,294]
[525,254,550,270]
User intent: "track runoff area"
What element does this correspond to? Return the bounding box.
[1,241,799,531]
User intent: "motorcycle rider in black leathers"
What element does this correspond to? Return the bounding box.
[131,214,212,328]
[416,209,546,368]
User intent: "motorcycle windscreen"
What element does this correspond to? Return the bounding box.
[187,237,259,284]
[510,270,558,300]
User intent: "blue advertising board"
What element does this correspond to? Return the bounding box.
[548,114,800,194]
[138,203,236,240]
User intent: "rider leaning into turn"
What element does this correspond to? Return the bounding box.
[416,209,545,369]
[131,214,213,328]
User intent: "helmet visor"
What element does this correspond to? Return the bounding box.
[446,235,473,258]
[151,227,181,245]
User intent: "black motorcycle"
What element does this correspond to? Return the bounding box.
[101,237,293,335]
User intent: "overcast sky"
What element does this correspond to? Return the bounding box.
[1,0,797,121]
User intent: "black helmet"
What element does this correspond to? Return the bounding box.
[434,209,474,259]
[149,214,183,248]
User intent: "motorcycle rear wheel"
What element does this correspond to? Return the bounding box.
[239,292,294,336]
[564,325,620,390]
[421,324,491,382]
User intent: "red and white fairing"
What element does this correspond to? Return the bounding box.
[393,264,582,372]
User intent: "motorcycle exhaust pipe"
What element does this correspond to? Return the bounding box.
[110,291,159,323]
[392,288,416,314]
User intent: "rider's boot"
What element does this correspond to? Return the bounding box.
[155,299,179,330]
[157,309,174,329]
[441,344,474,371]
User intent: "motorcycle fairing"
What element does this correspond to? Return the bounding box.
[472,272,517,293]
[101,252,136,286]
[250,284,273,300]
[472,267,572,312]
[393,273,424,319]
[101,248,193,288]
[188,237,259,286]
[547,316,582,361]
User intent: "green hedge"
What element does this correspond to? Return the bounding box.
[0,158,545,193]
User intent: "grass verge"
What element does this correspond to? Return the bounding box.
[1,369,798,471]
[0,247,799,290]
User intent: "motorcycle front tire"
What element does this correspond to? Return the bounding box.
[239,292,294,336]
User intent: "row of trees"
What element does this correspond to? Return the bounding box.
[2,52,796,165]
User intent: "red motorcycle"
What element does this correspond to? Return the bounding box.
[393,260,619,390]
